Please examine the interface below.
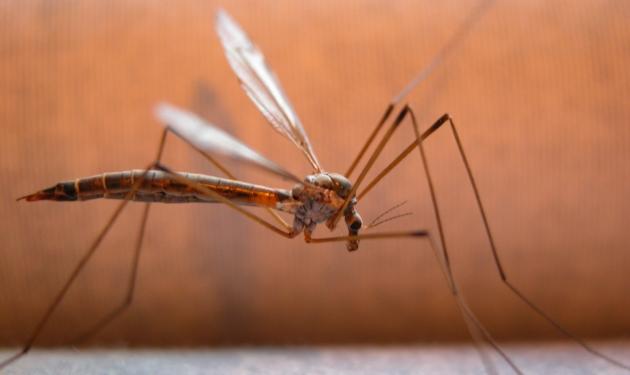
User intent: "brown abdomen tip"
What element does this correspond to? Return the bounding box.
[17,186,56,201]
[17,183,77,202]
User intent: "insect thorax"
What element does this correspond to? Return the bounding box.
[288,172,363,251]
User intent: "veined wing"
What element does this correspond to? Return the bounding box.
[215,9,323,173]
[155,102,301,182]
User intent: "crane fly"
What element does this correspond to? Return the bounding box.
[3,3,629,374]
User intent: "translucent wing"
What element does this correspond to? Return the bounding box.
[215,9,323,173]
[155,102,300,182]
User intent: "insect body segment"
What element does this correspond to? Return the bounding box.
[289,173,362,251]
[20,170,293,207]
[22,168,363,250]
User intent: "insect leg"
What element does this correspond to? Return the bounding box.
[360,108,630,370]
[308,231,520,374]
[367,107,514,373]
[443,116,630,370]
[71,126,301,343]
[68,129,178,345]
[345,0,495,178]
[330,106,412,229]
[344,104,395,178]
[0,129,169,370]
[69,202,151,345]
[410,108,503,374]
[357,113,447,201]
[332,106,445,230]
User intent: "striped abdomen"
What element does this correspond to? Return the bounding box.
[20,170,293,208]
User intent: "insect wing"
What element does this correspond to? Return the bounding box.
[215,9,323,172]
[155,102,300,182]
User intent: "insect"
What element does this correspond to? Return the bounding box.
[3,2,629,373]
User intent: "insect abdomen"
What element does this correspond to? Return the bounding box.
[20,170,145,202]
[19,170,292,207]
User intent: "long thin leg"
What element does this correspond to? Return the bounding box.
[65,139,297,344]
[332,109,445,230]
[336,107,511,373]
[67,129,183,345]
[68,127,177,345]
[1,125,304,370]
[330,106,411,229]
[0,130,170,370]
[358,113,447,201]
[41,129,303,350]
[0,197,137,369]
[359,110,630,370]
[445,117,630,370]
[345,0,495,178]
[69,202,151,345]
[345,104,394,178]
[308,231,521,374]
[69,123,305,345]
[410,108,502,374]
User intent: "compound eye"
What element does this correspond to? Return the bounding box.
[345,211,363,232]
[350,220,362,231]
[327,174,352,198]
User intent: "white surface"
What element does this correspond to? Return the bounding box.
[2,341,629,374]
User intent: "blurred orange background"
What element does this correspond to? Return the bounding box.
[0,0,629,347]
